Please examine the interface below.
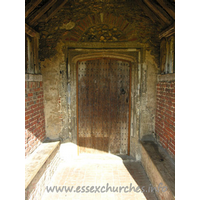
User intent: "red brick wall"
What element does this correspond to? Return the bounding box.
[155,81,175,159]
[25,81,46,157]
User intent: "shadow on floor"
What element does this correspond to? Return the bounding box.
[118,155,158,200]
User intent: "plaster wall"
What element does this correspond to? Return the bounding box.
[40,41,158,160]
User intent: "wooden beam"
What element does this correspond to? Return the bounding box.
[25,0,42,18]
[26,35,34,74]
[156,0,175,19]
[143,0,173,25]
[135,0,165,26]
[33,37,40,74]
[159,22,175,39]
[39,0,68,23]
[25,23,40,38]
[26,0,57,27]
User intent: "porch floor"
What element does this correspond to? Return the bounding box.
[42,154,158,200]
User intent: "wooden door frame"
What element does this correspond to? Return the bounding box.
[76,57,132,155]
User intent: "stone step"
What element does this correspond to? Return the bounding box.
[116,154,135,162]
[140,140,175,200]
[25,141,61,200]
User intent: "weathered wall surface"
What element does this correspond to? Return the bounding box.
[140,50,158,138]
[40,45,159,160]
[25,75,46,157]
[155,74,175,159]
[130,50,159,160]
[37,2,162,158]
[37,2,162,62]
[41,41,69,140]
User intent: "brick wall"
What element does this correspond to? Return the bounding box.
[155,80,175,159]
[25,77,46,157]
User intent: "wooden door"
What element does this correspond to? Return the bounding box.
[77,58,131,154]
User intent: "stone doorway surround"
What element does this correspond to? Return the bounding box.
[64,48,143,159]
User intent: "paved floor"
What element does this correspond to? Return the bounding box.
[42,154,158,200]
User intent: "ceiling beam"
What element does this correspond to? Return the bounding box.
[25,23,40,38]
[135,0,165,26]
[26,0,57,27]
[159,22,175,39]
[38,0,68,23]
[143,0,173,25]
[25,0,42,18]
[156,0,175,19]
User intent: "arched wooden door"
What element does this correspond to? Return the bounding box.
[77,58,131,155]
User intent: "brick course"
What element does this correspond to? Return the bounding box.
[155,81,175,159]
[25,81,46,158]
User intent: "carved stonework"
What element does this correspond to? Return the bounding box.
[38,3,162,61]
[80,24,125,42]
